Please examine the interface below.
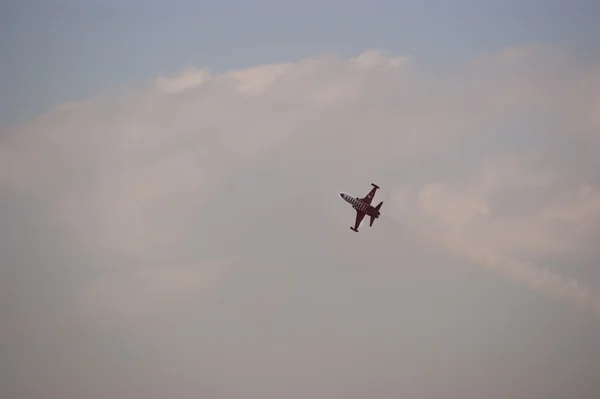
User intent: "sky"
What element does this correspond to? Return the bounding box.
[3,0,600,126]
[2,1,600,399]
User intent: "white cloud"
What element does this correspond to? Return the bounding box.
[3,44,600,399]
[156,66,212,94]
[78,261,226,328]
[390,150,600,315]
[2,45,600,330]
[55,100,92,111]
[478,152,551,191]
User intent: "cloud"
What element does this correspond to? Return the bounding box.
[78,260,226,328]
[3,45,600,313]
[389,149,600,316]
[2,45,600,398]
[156,66,212,94]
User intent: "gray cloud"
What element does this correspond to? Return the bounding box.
[2,46,600,398]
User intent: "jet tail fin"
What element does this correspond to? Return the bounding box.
[370,201,383,227]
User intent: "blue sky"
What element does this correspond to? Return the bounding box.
[2,0,599,126]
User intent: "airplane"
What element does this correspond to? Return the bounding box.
[338,183,383,232]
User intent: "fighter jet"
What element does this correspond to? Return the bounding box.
[338,183,383,232]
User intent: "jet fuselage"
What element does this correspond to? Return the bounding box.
[339,192,380,217]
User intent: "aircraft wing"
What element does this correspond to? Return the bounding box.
[361,184,379,205]
[353,210,366,230]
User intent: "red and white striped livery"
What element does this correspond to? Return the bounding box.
[338,183,383,232]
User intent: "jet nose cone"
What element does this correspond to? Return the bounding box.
[338,192,344,198]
